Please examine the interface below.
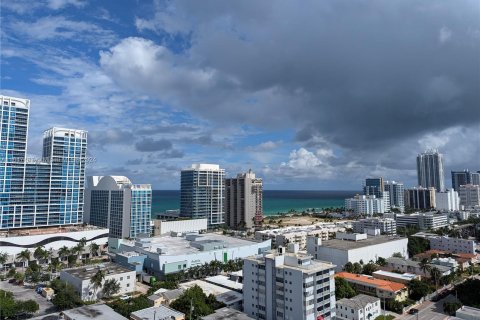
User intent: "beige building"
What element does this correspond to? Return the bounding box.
[459,184,480,208]
[225,170,263,229]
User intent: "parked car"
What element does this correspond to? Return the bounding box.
[409,308,419,314]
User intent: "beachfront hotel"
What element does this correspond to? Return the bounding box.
[0,95,87,229]
[180,163,225,228]
[84,175,152,239]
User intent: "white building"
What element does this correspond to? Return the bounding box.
[429,236,476,254]
[395,212,448,230]
[436,189,460,211]
[306,234,408,272]
[85,176,152,239]
[417,150,445,192]
[131,305,185,320]
[455,306,480,320]
[243,244,336,320]
[345,195,386,215]
[180,279,243,310]
[372,270,420,284]
[336,294,381,320]
[382,257,452,277]
[459,184,480,208]
[430,257,459,271]
[202,307,254,320]
[60,263,136,301]
[384,181,405,213]
[153,218,208,236]
[352,218,396,235]
[225,170,263,229]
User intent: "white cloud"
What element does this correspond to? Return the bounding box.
[438,26,453,44]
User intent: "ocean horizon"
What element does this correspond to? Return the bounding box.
[152,190,359,217]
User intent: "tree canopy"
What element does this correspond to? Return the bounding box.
[170,285,224,320]
[335,277,357,299]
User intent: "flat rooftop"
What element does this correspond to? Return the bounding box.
[179,280,243,305]
[0,224,107,238]
[205,275,243,291]
[124,233,264,255]
[29,304,127,320]
[62,263,133,280]
[337,294,379,309]
[373,270,419,281]
[202,307,254,320]
[319,235,407,250]
[456,306,480,318]
[249,250,336,272]
[131,305,184,319]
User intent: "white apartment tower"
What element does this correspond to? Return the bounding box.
[243,245,336,320]
[345,195,386,215]
[225,169,263,229]
[435,189,460,211]
[416,150,445,192]
[384,181,405,212]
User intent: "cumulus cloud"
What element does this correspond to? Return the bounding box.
[439,26,453,44]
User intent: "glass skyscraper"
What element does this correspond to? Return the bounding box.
[180,164,225,228]
[0,95,87,229]
[417,150,445,192]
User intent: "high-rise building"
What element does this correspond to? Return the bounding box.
[180,164,225,227]
[0,95,87,229]
[435,189,460,211]
[363,178,384,198]
[243,245,336,320]
[472,172,480,185]
[85,176,152,239]
[384,181,405,212]
[451,170,472,191]
[416,150,445,192]
[225,169,263,229]
[345,195,386,215]
[404,187,436,210]
[458,184,480,208]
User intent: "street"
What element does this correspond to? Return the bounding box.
[396,295,458,320]
[0,280,56,316]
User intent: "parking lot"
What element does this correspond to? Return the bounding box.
[0,280,56,316]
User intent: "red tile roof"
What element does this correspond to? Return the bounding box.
[336,272,406,293]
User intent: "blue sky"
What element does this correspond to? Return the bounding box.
[1,0,479,189]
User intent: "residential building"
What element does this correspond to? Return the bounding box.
[395,212,448,230]
[436,189,460,211]
[352,218,396,235]
[452,170,476,191]
[254,223,347,248]
[384,181,405,212]
[429,236,476,254]
[0,96,88,229]
[345,195,386,215]
[153,218,208,236]
[472,172,480,185]
[455,306,480,320]
[147,288,185,306]
[459,184,480,208]
[243,245,337,320]
[202,307,254,320]
[417,150,445,192]
[404,187,436,210]
[85,176,151,239]
[112,233,271,279]
[335,294,381,320]
[225,169,263,229]
[372,270,420,284]
[335,272,408,302]
[382,257,452,277]
[306,234,408,272]
[30,304,128,320]
[364,178,384,198]
[430,257,459,271]
[180,279,243,310]
[60,263,136,301]
[180,164,225,227]
[131,305,185,320]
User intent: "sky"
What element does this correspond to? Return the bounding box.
[1,0,479,190]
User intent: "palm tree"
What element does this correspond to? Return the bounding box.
[48,258,63,275]
[17,249,31,270]
[89,269,105,300]
[34,246,49,265]
[430,267,442,289]
[102,279,120,298]
[58,246,70,263]
[419,258,431,276]
[89,243,99,258]
[0,251,8,277]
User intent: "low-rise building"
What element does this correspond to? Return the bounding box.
[51,304,127,320]
[336,294,381,320]
[60,263,136,301]
[202,307,254,320]
[382,257,451,277]
[306,234,408,272]
[147,288,185,306]
[352,218,396,235]
[335,272,408,302]
[345,195,386,215]
[152,218,208,236]
[430,257,459,271]
[179,280,243,311]
[131,305,185,320]
[455,305,480,320]
[395,212,448,230]
[429,236,477,254]
[372,270,420,284]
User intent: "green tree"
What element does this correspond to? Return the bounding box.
[429,267,442,288]
[89,269,105,300]
[362,263,379,275]
[58,246,70,263]
[392,252,403,258]
[418,258,431,276]
[170,285,221,319]
[408,279,433,300]
[17,299,39,315]
[343,262,354,273]
[407,237,430,256]
[0,251,8,277]
[376,257,387,266]
[353,262,363,274]
[335,277,357,299]
[17,249,31,270]
[0,289,16,318]
[443,301,462,316]
[102,279,121,298]
[34,246,49,264]
[456,279,480,308]
[108,295,150,318]
[89,243,100,257]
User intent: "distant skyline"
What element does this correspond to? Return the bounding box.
[1,0,479,189]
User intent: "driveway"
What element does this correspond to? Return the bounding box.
[0,280,56,316]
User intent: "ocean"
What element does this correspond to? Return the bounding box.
[151,190,358,217]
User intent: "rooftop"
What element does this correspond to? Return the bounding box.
[456,305,480,318]
[131,305,184,319]
[336,272,406,292]
[61,263,133,280]
[205,275,243,291]
[385,257,452,273]
[202,307,254,320]
[179,280,243,305]
[248,250,336,273]
[336,294,380,310]
[319,235,407,250]
[122,233,264,255]
[0,224,107,238]
[372,270,419,281]
[29,304,127,320]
